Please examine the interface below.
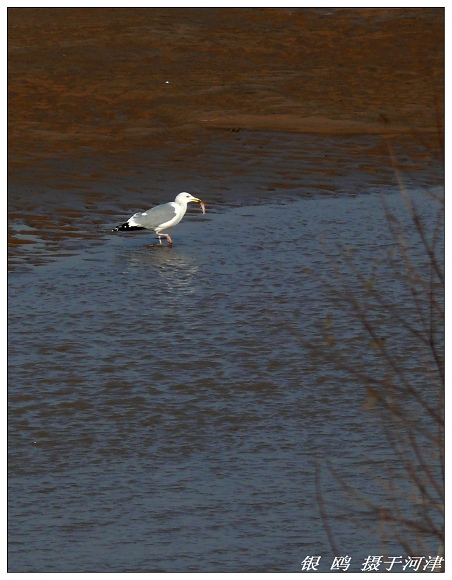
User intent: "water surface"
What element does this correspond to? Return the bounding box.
[8,170,444,571]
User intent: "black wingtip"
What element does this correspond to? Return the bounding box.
[113,223,145,232]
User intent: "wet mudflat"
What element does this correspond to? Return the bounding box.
[8,8,444,573]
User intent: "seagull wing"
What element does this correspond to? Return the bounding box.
[128,202,177,229]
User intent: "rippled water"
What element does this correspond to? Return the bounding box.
[8,144,444,572]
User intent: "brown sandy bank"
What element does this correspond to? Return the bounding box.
[7,7,444,267]
[8,7,444,165]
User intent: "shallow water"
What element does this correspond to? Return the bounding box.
[8,6,445,571]
[8,147,444,571]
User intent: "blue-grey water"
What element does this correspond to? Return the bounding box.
[8,132,444,572]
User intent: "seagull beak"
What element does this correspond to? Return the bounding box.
[191,197,206,214]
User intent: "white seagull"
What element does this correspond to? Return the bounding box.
[113,192,206,245]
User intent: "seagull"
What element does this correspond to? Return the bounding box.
[113,192,206,245]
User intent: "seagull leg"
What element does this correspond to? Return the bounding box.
[164,233,173,245]
[156,232,173,245]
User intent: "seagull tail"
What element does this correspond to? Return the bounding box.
[112,222,146,232]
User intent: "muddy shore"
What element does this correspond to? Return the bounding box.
[8,8,444,265]
[8,8,444,161]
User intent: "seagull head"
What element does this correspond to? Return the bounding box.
[175,192,202,204]
[175,192,206,214]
